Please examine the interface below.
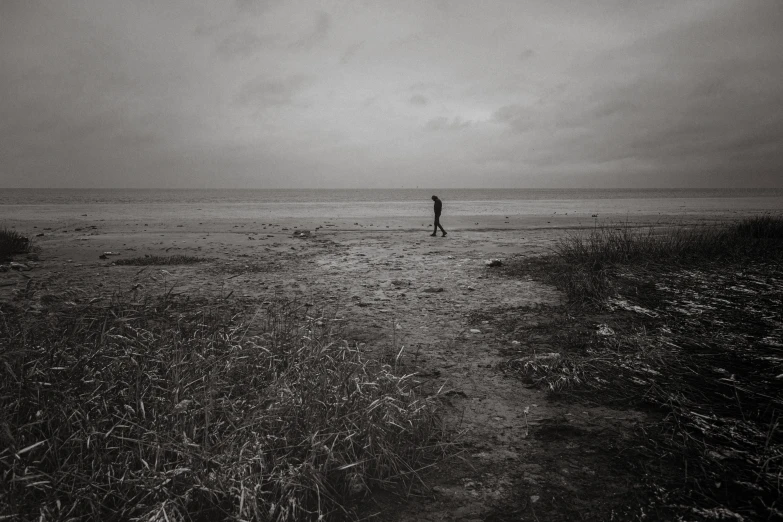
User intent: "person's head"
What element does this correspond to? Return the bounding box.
[431,195,438,201]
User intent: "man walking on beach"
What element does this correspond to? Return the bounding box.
[431,195,446,237]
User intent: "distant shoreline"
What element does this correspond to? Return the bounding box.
[2,187,783,206]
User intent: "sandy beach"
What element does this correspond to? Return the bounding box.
[3,194,781,520]
[2,192,780,300]
[4,194,779,308]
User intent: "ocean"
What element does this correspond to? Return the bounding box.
[2,188,782,205]
[1,188,781,222]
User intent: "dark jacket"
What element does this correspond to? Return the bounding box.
[434,198,442,215]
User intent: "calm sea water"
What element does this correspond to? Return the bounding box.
[2,188,782,205]
[2,188,781,221]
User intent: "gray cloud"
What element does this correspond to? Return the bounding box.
[1,0,781,188]
[215,29,278,58]
[234,75,312,107]
[485,3,783,185]
[424,117,472,131]
[340,41,364,64]
[492,105,534,133]
[234,0,280,16]
[289,11,330,51]
[518,49,534,61]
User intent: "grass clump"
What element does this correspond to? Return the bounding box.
[537,215,783,304]
[0,294,441,521]
[0,228,32,260]
[113,254,208,266]
[557,214,783,267]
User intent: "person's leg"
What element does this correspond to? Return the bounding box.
[431,215,438,236]
[436,215,446,235]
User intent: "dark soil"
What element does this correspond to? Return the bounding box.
[489,256,783,521]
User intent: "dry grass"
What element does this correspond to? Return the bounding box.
[509,267,783,518]
[556,215,783,267]
[503,216,783,519]
[0,293,442,521]
[522,215,783,305]
[113,255,209,266]
[0,228,32,261]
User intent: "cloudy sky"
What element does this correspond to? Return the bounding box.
[1,0,781,189]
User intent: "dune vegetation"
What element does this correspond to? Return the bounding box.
[0,293,442,521]
[0,228,32,261]
[505,215,783,520]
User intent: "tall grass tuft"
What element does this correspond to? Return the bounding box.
[0,294,441,521]
[547,215,783,303]
[0,228,32,260]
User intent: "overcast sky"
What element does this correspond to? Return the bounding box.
[1,0,781,189]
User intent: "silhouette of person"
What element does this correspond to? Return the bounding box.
[431,195,446,237]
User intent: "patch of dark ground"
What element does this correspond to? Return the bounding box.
[465,305,673,521]
[483,417,664,522]
[475,257,783,521]
[205,237,343,275]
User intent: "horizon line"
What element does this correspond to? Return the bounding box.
[3,187,782,191]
